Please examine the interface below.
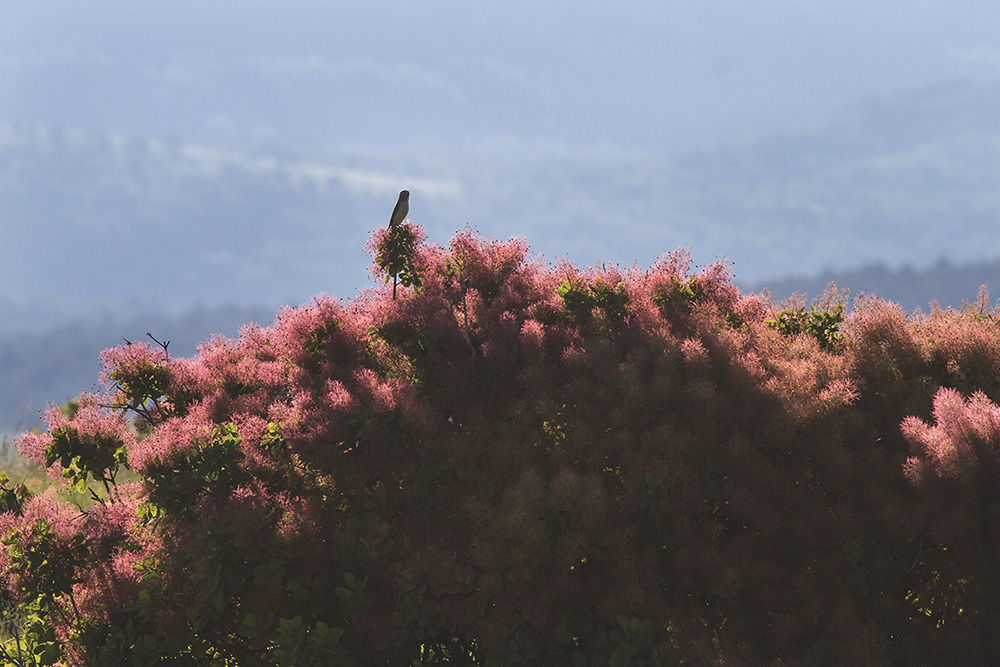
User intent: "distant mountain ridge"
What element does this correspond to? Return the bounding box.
[0,303,277,434]
[4,78,1000,321]
[750,257,1000,314]
[0,124,465,313]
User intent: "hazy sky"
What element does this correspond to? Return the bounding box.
[4,1,1000,320]
[4,1,1000,154]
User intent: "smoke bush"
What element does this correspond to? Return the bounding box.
[3,226,1000,664]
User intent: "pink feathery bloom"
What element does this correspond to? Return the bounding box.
[327,380,355,411]
[16,393,134,478]
[680,337,711,371]
[128,402,216,472]
[354,367,402,412]
[902,387,1000,482]
[99,339,169,388]
[520,319,545,349]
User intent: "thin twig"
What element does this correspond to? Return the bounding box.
[146,332,170,356]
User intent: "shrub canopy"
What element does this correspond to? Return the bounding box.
[4,225,1000,665]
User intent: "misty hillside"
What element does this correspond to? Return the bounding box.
[0,303,276,434]
[4,79,1000,332]
[755,257,1000,313]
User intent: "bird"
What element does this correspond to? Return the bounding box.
[387,190,409,299]
[389,189,409,229]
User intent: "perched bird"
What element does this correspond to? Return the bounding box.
[387,190,409,299]
[389,189,409,229]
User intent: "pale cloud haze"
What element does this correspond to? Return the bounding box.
[4,1,1000,153]
[2,1,1000,314]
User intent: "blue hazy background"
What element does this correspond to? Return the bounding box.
[3,0,1000,430]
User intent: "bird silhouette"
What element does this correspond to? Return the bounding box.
[388,190,409,299]
[389,190,409,228]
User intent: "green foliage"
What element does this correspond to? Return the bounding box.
[557,277,631,321]
[0,472,31,517]
[374,223,422,295]
[267,616,354,667]
[651,275,700,310]
[0,611,62,667]
[142,423,246,521]
[0,520,85,667]
[109,359,172,416]
[3,520,85,607]
[767,303,845,351]
[44,425,128,494]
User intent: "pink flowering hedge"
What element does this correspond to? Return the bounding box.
[4,225,1000,664]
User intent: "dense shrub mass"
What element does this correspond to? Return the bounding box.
[4,225,1000,665]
